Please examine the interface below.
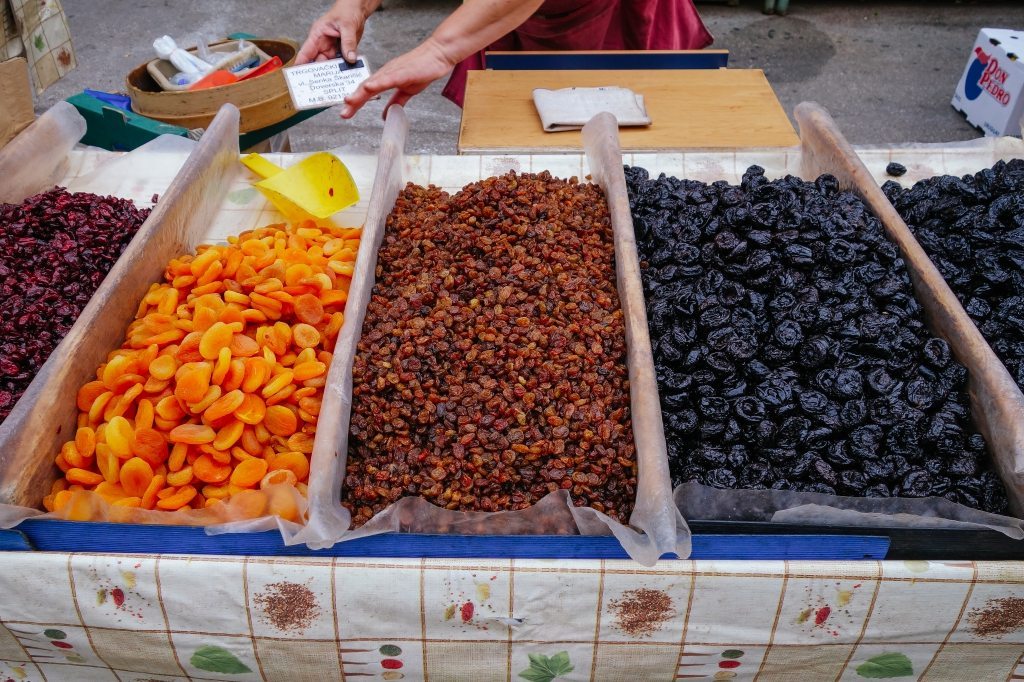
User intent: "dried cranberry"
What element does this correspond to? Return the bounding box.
[0,188,149,424]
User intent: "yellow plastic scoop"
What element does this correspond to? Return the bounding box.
[241,152,359,222]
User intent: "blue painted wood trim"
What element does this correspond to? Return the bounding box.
[10,520,888,560]
[484,51,729,71]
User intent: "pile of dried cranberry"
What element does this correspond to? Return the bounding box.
[0,188,150,424]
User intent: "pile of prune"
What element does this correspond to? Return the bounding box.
[883,159,1024,390]
[626,165,1008,514]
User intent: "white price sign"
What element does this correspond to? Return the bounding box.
[283,57,372,110]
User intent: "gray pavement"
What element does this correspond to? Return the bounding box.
[35,0,1024,153]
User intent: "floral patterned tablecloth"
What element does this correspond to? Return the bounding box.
[0,555,1023,681]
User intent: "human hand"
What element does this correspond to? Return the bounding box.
[341,37,456,118]
[296,0,376,65]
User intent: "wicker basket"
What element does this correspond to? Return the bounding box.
[126,38,299,133]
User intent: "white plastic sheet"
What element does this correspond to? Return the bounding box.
[0,100,84,203]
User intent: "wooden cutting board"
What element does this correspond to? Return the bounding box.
[458,68,799,153]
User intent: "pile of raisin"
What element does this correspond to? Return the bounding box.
[626,165,1008,514]
[883,159,1024,390]
[345,171,636,527]
[0,188,150,425]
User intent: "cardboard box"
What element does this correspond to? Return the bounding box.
[952,28,1024,137]
[0,57,34,148]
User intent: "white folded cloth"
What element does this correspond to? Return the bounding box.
[532,86,652,132]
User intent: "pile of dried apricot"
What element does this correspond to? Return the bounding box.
[44,220,358,522]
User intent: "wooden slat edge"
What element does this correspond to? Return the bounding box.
[0,104,242,507]
[794,101,1024,516]
[299,106,410,544]
[582,112,688,559]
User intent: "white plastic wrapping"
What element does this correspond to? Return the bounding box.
[65,134,196,206]
[0,100,85,204]
[675,482,1024,538]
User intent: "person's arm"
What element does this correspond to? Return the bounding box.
[296,0,381,65]
[341,0,545,118]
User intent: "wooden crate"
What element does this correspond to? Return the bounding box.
[297,106,685,563]
[789,102,1024,516]
[0,106,240,508]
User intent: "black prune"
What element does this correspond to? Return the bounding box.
[870,395,910,426]
[700,305,731,328]
[812,458,839,486]
[696,447,728,468]
[705,351,736,374]
[823,440,853,467]
[838,470,868,494]
[866,367,900,396]
[739,462,773,488]
[706,468,738,488]
[698,396,730,421]
[756,377,792,407]
[753,418,777,443]
[901,470,934,497]
[835,369,864,398]
[905,377,936,409]
[798,336,832,367]
[735,396,766,422]
[790,453,818,478]
[850,424,884,459]
[886,162,908,177]
[800,482,837,495]
[726,445,750,468]
[839,399,867,427]
[797,389,829,414]
[864,483,893,497]
[629,164,1007,514]
[777,416,811,447]
[774,319,803,348]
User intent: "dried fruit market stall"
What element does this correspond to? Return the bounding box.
[0,102,1023,682]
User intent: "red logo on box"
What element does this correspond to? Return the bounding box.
[966,47,1011,106]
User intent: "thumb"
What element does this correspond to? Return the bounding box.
[338,21,360,63]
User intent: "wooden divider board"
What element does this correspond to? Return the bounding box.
[300,105,409,541]
[795,102,1024,517]
[459,68,799,153]
[581,114,683,557]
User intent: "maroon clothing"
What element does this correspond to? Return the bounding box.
[441,0,713,106]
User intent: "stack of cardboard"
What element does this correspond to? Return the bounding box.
[1,57,33,148]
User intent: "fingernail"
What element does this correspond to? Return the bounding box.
[347,51,356,62]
